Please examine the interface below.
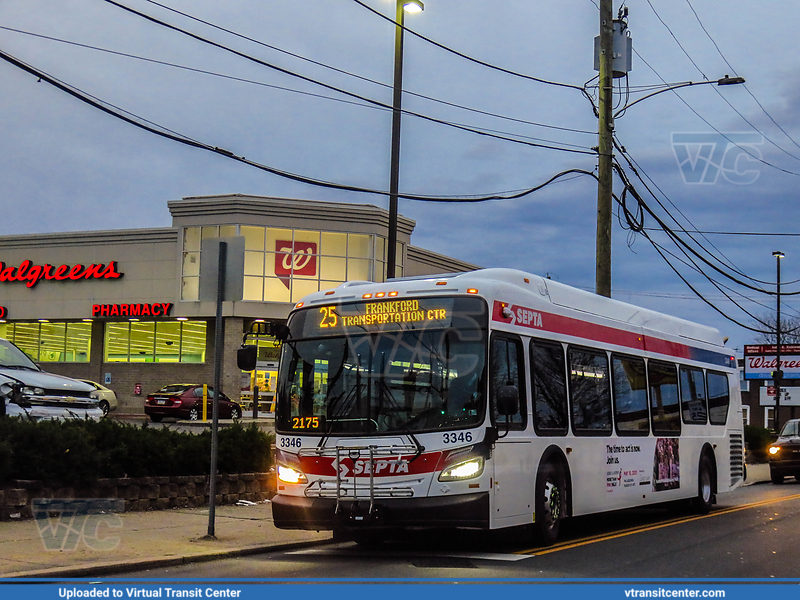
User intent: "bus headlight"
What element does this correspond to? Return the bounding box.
[438,457,484,482]
[277,464,308,484]
[769,446,781,456]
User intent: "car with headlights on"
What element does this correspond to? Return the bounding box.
[144,384,242,422]
[78,380,118,417]
[768,419,800,484]
[0,338,102,421]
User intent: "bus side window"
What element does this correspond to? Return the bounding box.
[568,347,612,435]
[612,354,650,436]
[530,338,568,435]
[648,360,681,435]
[490,335,526,429]
[707,371,730,426]
[680,366,707,424]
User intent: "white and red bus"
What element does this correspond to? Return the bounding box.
[270,268,744,544]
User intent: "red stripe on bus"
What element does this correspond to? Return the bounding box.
[493,300,697,362]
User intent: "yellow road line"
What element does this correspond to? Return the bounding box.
[517,492,800,556]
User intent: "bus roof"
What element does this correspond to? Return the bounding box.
[295,268,727,349]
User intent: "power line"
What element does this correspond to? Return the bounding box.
[612,154,800,295]
[137,0,596,137]
[350,0,590,95]
[631,48,800,178]
[643,1,800,165]
[0,25,592,152]
[99,0,595,156]
[682,0,800,154]
[0,47,599,204]
[644,228,800,237]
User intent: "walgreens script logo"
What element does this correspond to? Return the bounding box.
[275,240,317,289]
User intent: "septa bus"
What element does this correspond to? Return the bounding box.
[268,268,744,544]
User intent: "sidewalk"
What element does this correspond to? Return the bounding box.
[0,463,772,580]
[0,501,331,579]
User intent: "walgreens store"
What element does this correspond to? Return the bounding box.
[0,194,476,414]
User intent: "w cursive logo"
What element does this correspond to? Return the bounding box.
[671,132,763,185]
[275,240,317,289]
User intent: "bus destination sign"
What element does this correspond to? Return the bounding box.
[319,299,447,330]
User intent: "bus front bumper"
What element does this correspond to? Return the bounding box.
[272,492,490,531]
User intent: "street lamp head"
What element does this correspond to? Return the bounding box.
[774,251,786,259]
[717,75,745,86]
[403,0,424,13]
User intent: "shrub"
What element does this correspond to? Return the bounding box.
[744,424,777,463]
[0,417,273,485]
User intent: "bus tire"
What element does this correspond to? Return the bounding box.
[534,462,565,546]
[696,455,714,514]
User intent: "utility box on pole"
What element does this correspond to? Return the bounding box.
[594,17,632,78]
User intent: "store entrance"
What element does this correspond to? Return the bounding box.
[240,361,278,414]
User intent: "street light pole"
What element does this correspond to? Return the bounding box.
[387,0,423,280]
[774,250,785,431]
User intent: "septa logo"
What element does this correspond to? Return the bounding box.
[338,458,411,477]
[275,240,317,289]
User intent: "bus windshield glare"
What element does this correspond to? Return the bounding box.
[277,296,488,434]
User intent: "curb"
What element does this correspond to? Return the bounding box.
[1,538,334,580]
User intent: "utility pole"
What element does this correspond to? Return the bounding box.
[596,0,614,298]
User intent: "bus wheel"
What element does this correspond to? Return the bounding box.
[535,462,565,546]
[696,455,714,514]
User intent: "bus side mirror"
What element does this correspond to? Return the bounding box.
[237,345,258,371]
[496,385,519,416]
[274,323,291,343]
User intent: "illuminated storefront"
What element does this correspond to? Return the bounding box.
[0,195,477,414]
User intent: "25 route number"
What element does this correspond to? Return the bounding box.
[319,306,338,328]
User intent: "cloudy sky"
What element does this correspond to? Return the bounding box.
[2,0,799,355]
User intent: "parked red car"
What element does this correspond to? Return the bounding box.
[144,384,242,422]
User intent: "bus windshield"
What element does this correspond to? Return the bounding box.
[276,296,488,435]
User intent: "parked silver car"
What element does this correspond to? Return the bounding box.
[78,380,119,417]
[0,338,103,421]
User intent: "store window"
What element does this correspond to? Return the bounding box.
[104,321,206,363]
[765,406,775,430]
[181,225,402,302]
[0,321,91,363]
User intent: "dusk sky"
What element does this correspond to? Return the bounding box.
[2,0,800,355]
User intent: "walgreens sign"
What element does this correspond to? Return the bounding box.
[743,344,800,380]
[275,240,317,289]
[0,260,123,289]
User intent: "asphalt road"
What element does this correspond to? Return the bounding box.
[109,480,800,580]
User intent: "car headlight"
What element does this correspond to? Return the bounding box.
[769,446,781,455]
[438,457,484,482]
[21,386,45,396]
[277,464,308,484]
